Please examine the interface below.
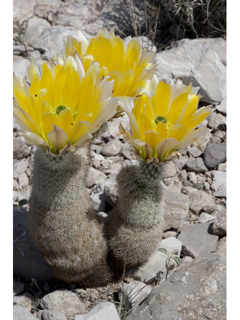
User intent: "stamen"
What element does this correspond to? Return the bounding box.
[56,105,66,115]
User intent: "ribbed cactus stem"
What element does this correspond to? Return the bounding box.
[104,160,165,271]
[28,146,113,287]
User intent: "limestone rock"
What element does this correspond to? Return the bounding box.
[25,17,51,48]
[103,176,118,207]
[203,142,226,169]
[101,139,122,157]
[128,237,182,283]
[125,253,226,320]
[119,281,152,309]
[38,310,67,320]
[185,158,208,173]
[155,39,226,103]
[74,302,120,320]
[86,167,107,188]
[13,160,29,180]
[13,305,38,320]
[13,292,34,312]
[13,56,30,79]
[43,290,86,316]
[13,137,31,160]
[178,222,219,258]
[189,190,215,215]
[28,26,91,52]
[164,190,189,230]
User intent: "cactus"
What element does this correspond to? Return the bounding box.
[104,160,165,272]
[28,146,114,287]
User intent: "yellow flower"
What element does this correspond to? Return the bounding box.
[13,55,117,155]
[119,80,211,162]
[50,28,157,99]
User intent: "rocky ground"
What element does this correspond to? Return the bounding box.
[13,1,226,319]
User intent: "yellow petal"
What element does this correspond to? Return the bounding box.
[153,81,171,118]
[167,93,188,124]
[139,113,153,139]
[57,108,74,133]
[68,121,91,144]
[156,122,168,139]
[144,131,161,151]
[178,127,210,150]
[168,124,188,141]
[14,106,40,135]
[42,112,59,140]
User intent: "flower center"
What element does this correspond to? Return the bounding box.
[155,116,167,125]
[56,105,66,115]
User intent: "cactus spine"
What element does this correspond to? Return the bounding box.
[28,146,113,287]
[104,160,165,272]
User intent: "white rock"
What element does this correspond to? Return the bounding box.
[177,37,226,66]
[164,190,189,230]
[13,279,24,296]
[218,162,227,171]
[13,305,38,320]
[214,183,226,198]
[155,39,226,103]
[101,139,122,157]
[25,17,51,48]
[189,191,215,215]
[198,212,217,223]
[28,26,91,52]
[13,160,29,179]
[43,290,86,316]
[13,292,34,312]
[13,56,30,79]
[216,97,226,115]
[13,0,36,23]
[211,171,226,192]
[129,237,182,283]
[188,172,197,184]
[90,192,106,212]
[86,167,107,188]
[74,302,120,320]
[119,281,152,309]
[13,178,19,191]
[18,172,29,189]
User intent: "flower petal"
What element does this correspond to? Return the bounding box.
[48,124,68,152]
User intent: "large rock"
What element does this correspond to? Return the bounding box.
[185,157,208,173]
[13,56,30,79]
[177,37,226,66]
[125,253,226,320]
[13,137,31,160]
[38,310,67,320]
[155,39,226,103]
[43,290,86,316]
[189,190,215,215]
[74,302,120,320]
[13,304,38,320]
[86,167,107,188]
[25,17,51,47]
[101,139,122,157]
[128,237,182,283]
[27,26,91,52]
[164,190,189,230]
[13,0,36,23]
[177,222,219,258]
[119,281,152,309]
[203,142,226,169]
